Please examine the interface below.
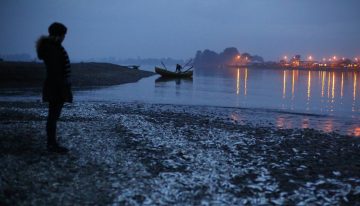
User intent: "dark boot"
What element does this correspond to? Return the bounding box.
[47,143,69,154]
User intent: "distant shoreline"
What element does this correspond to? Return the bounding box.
[0,61,155,90]
[229,64,360,72]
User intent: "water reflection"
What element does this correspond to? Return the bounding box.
[332,72,335,101]
[354,72,357,101]
[276,116,288,128]
[244,68,248,96]
[75,66,360,136]
[245,69,358,116]
[307,71,311,101]
[235,68,248,96]
[155,77,193,85]
[236,69,240,95]
[353,72,357,112]
[327,72,331,98]
[302,117,310,129]
[341,73,344,98]
[157,67,359,135]
[354,127,360,137]
[217,67,359,134]
[292,70,295,100]
[322,119,334,133]
[283,70,286,99]
[321,71,325,97]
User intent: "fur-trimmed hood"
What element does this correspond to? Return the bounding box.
[36,36,58,60]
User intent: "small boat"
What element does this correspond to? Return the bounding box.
[155,67,193,78]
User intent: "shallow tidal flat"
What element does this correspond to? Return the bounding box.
[1,101,359,205]
[0,61,154,90]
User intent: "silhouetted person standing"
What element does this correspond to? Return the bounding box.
[36,22,72,154]
[175,64,182,73]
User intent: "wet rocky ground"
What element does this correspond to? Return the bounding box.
[1,101,360,205]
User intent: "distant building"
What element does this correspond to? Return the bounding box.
[279,54,359,69]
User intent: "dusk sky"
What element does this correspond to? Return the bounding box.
[1,0,360,61]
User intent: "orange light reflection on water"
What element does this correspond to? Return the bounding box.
[244,68,248,96]
[276,116,291,128]
[292,70,295,99]
[283,70,286,98]
[332,72,335,101]
[307,71,311,100]
[353,127,360,137]
[230,69,359,136]
[236,69,240,95]
[230,114,239,122]
[302,118,310,129]
[327,72,331,98]
[276,117,284,128]
[321,71,326,97]
[235,68,248,96]
[322,119,334,133]
[341,72,344,98]
[354,72,357,101]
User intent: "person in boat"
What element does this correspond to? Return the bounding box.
[175,64,183,73]
[36,22,73,154]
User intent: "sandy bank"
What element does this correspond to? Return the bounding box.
[0,61,155,90]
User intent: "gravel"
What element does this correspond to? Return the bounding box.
[1,101,359,205]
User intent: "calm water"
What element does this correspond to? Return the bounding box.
[2,66,357,136]
[76,67,360,136]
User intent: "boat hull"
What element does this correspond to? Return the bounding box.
[155,67,193,78]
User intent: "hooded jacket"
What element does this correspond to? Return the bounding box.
[36,36,72,103]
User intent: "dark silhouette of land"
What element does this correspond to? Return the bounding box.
[0,61,154,90]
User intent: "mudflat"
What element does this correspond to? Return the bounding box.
[0,61,154,90]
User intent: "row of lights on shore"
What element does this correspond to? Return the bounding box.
[283,55,359,62]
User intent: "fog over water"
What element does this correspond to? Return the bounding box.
[1,0,360,61]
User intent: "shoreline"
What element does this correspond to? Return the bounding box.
[1,60,359,137]
[1,101,360,205]
[1,61,360,204]
[1,96,359,137]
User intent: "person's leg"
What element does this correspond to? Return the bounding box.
[46,102,68,153]
[46,102,63,145]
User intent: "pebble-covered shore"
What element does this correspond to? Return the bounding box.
[1,101,360,205]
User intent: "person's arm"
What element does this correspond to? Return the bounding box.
[44,44,64,84]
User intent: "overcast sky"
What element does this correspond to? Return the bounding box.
[1,0,360,61]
